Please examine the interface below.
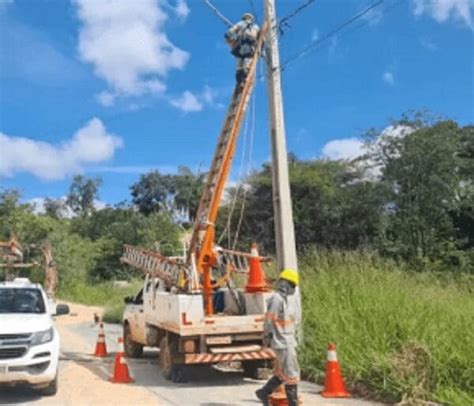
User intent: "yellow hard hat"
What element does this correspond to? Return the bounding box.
[279,268,299,286]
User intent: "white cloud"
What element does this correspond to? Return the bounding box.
[28,196,105,217]
[201,85,217,104]
[74,0,189,105]
[170,90,203,112]
[383,71,395,85]
[321,138,365,160]
[413,0,474,29]
[175,0,190,20]
[0,118,122,181]
[95,91,116,107]
[169,86,222,113]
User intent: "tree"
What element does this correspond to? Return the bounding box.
[66,175,102,217]
[217,159,387,253]
[70,205,181,280]
[44,198,67,220]
[372,119,471,269]
[130,171,173,216]
[130,167,204,223]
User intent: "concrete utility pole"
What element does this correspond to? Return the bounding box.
[263,0,298,273]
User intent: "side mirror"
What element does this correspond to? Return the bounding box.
[55,304,70,316]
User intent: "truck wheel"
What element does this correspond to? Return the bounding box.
[39,373,58,396]
[124,323,143,358]
[242,360,272,380]
[159,337,186,383]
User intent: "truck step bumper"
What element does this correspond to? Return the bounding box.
[184,348,274,364]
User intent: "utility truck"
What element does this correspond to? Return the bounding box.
[121,24,276,382]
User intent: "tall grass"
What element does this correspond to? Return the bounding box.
[299,250,474,405]
[57,280,143,323]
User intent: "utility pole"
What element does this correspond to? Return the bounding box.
[263,0,298,273]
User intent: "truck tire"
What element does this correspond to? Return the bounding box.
[159,336,186,383]
[39,373,58,396]
[242,360,272,380]
[124,323,143,358]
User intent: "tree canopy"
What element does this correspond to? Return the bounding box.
[1,114,472,285]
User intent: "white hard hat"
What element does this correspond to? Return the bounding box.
[242,12,254,22]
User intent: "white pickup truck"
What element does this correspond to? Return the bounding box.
[0,278,69,396]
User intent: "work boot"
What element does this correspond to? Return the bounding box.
[285,384,298,406]
[255,375,282,405]
[236,69,248,85]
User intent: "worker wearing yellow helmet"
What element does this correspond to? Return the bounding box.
[256,269,301,406]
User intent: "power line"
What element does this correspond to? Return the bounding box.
[278,0,317,34]
[281,0,388,70]
[248,0,259,23]
[201,0,233,27]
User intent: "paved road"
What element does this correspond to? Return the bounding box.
[0,303,378,405]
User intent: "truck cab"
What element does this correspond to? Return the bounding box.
[0,278,69,395]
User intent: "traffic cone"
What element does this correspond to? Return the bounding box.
[245,243,267,293]
[269,384,303,405]
[93,323,107,357]
[321,343,350,398]
[269,384,286,406]
[110,337,134,384]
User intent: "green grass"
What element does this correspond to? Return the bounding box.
[299,250,474,405]
[57,279,143,324]
[56,252,473,404]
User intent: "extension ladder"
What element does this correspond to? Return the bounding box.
[187,23,268,266]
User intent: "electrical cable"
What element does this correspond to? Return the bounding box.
[278,0,317,34]
[201,0,233,27]
[281,0,385,69]
[232,89,256,251]
[248,0,259,23]
[217,92,251,247]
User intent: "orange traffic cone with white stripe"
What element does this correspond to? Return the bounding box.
[245,243,267,293]
[110,337,134,384]
[93,323,107,357]
[321,343,350,398]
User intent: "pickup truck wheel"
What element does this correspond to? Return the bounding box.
[124,323,143,358]
[159,337,186,383]
[39,373,58,396]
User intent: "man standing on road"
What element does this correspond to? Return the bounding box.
[225,13,260,85]
[256,268,301,406]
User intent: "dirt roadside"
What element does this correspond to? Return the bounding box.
[1,302,377,405]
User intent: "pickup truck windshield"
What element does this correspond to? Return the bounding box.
[0,288,46,314]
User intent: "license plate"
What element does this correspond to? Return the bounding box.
[206,336,232,345]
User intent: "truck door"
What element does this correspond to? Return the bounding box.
[131,288,146,343]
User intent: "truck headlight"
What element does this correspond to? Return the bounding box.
[30,328,54,346]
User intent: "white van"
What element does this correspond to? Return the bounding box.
[0,278,69,396]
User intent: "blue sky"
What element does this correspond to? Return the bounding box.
[0,0,473,207]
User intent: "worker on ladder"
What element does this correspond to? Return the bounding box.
[225,12,260,85]
[256,269,301,406]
